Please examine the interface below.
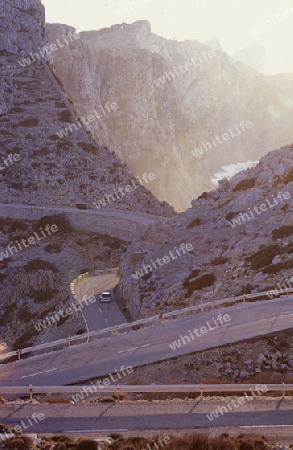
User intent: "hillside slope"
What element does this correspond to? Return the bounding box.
[0,0,173,349]
[117,145,293,318]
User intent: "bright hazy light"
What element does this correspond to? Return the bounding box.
[41,0,293,75]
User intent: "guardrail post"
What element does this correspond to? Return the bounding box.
[112,326,119,336]
[243,295,246,303]
[282,382,285,398]
[68,337,71,347]
[17,349,21,360]
[200,383,203,400]
[29,384,33,402]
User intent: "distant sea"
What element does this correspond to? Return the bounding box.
[211,160,259,185]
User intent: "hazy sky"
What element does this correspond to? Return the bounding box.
[42,0,293,75]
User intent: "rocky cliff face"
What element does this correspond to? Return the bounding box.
[0,2,173,216]
[117,145,293,319]
[0,0,174,348]
[47,20,293,211]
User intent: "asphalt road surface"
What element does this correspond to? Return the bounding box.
[75,273,126,333]
[0,203,164,225]
[0,399,292,433]
[2,297,292,387]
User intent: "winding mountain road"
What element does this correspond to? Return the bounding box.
[75,271,126,333]
[2,297,292,387]
[0,202,166,240]
[0,203,165,225]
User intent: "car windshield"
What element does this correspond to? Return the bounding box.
[102,293,111,297]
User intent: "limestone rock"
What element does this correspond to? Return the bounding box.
[118,145,293,318]
[47,21,293,211]
[0,1,174,217]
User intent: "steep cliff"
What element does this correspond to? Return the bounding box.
[47,20,293,211]
[0,2,173,216]
[0,0,174,349]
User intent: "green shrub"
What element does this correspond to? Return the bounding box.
[262,258,293,274]
[30,289,58,303]
[76,440,97,450]
[109,433,123,440]
[211,256,228,266]
[53,444,66,450]
[198,191,210,200]
[18,307,34,322]
[12,328,39,350]
[239,442,255,450]
[58,110,72,122]
[284,167,293,183]
[44,244,62,254]
[232,179,255,192]
[24,259,58,272]
[0,423,11,432]
[187,217,202,228]
[6,439,26,450]
[245,244,279,270]
[183,272,214,293]
[19,118,39,127]
[34,213,73,233]
[76,328,86,335]
[272,225,293,240]
[78,142,97,154]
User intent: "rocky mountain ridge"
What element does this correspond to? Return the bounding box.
[47,19,293,210]
[0,0,173,217]
[117,145,293,318]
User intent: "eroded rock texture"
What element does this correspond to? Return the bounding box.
[0,3,173,216]
[47,20,293,210]
[117,145,293,318]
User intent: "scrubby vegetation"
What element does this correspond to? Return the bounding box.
[232,178,256,192]
[183,272,215,294]
[33,214,73,234]
[0,431,286,450]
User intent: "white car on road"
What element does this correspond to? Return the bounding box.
[99,291,112,302]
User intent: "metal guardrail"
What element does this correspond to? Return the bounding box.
[1,287,292,362]
[0,384,292,401]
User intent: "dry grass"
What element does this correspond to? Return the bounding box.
[1,431,288,450]
[111,392,129,401]
[42,395,70,404]
[106,432,276,450]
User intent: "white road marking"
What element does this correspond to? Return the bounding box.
[99,308,102,313]
[20,368,57,379]
[118,344,150,354]
[64,429,128,433]
[240,425,293,428]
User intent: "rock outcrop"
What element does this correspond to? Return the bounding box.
[214,350,292,381]
[47,20,293,210]
[117,145,293,319]
[0,2,173,217]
